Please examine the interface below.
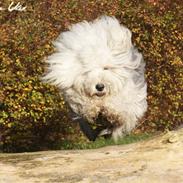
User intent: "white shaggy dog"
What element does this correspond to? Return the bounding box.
[43,16,147,141]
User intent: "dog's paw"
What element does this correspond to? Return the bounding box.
[98,128,112,136]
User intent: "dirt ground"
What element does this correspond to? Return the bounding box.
[0,128,183,183]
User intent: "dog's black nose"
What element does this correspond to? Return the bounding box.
[96,83,105,91]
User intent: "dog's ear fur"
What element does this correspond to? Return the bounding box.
[42,49,81,89]
[96,16,132,52]
[94,16,143,70]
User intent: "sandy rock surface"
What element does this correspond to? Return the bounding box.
[0,129,183,183]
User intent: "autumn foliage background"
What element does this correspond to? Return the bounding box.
[0,0,182,152]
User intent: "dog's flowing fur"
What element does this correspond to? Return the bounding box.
[43,16,147,140]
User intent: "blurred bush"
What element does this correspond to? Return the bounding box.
[118,0,182,131]
[0,0,182,152]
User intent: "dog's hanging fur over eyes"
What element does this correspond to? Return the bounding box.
[43,16,147,141]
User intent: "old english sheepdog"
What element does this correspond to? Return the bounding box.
[43,16,147,141]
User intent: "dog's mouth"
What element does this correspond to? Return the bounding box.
[95,92,106,97]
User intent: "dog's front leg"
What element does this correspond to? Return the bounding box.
[70,112,100,141]
[78,118,103,141]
